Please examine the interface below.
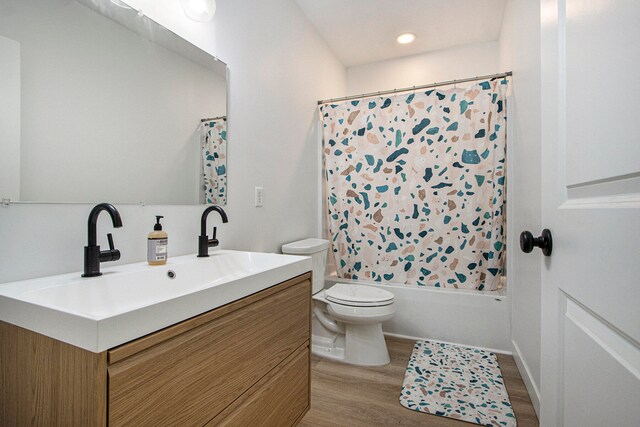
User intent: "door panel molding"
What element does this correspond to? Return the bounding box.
[565,297,640,377]
[560,193,640,209]
[563,0,640,186]
[566,174,640,201]
[562,296,640,426]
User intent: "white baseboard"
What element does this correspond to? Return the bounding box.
[511,339,541,417]
[384,331,513,355]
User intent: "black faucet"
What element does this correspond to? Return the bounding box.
[198,205,228,257]
[82,203,123,277]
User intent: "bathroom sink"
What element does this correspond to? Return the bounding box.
[0,250,311,352]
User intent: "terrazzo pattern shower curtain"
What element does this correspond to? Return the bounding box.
[202,119,227,205]
[321,79,507,291]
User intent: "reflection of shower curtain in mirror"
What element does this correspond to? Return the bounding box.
[202,120,227,205]
[321,79,507,291]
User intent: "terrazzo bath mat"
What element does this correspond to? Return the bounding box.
[399,340,516,426]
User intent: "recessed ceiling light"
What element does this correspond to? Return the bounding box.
[396,33,416,44]
[181,0,216,22]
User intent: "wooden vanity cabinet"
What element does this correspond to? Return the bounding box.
[0,272,311,427]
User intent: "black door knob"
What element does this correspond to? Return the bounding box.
[520,229,553,256]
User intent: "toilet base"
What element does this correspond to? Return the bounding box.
[311,323,390,366]
[344,322,390,366]
[311,334,345,362]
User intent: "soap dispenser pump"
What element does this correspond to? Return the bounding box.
[147,215,168,265]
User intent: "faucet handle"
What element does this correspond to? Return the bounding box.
[100,233,121,262]
[107,233,115,250]
[208,227,219,248]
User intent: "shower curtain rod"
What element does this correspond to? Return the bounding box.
[317,71,512,105]
[200,115,227,122]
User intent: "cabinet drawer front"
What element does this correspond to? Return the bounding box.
[108,279,310,427]
[208,346,310,427]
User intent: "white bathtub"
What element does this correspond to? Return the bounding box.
[324,275,510,353]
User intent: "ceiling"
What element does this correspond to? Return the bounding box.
[294,0,507,67]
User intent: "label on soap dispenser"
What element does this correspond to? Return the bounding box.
[148,238,168,262]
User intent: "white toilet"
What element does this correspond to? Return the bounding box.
[282,238,396,366]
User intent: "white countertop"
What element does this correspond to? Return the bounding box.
[0,250,312,352]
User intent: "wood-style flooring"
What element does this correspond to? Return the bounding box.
[300,336,539,426]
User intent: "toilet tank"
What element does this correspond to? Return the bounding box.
[281,238,329,294]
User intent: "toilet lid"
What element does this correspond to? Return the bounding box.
[325,283,394,306]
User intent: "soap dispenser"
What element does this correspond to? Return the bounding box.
[147,215,168,265]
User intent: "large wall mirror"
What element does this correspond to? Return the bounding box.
[0,0,228,205]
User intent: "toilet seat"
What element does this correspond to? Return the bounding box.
[325,283,394,307]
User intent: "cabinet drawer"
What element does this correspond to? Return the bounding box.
[208,345,310,427]
[108,278,310,426]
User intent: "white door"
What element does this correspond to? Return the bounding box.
[539,0,640,425]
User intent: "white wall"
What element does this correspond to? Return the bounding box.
[346,41,500,95]
[499,0,542,415]
[0,35,20,201]
[0,0,346,282]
